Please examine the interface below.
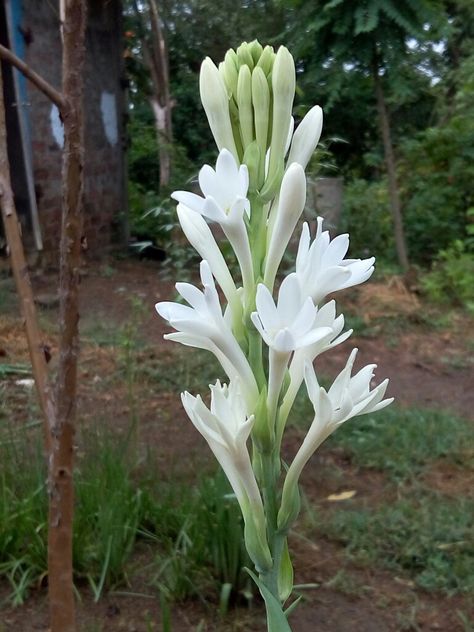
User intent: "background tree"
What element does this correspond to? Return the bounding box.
[284,0,443,271]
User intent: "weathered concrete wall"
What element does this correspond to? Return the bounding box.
[22,0,124,257]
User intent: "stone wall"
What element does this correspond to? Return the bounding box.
[22,0,124,258]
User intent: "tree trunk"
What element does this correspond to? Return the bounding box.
[372,63,410,271]
[133,0,173,188]
[48,2,87,631]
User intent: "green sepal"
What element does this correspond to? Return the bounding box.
[245,568,293,632]
[251,386,273,453]
[242,141,261,193]
[278,540,293,603]
[277,482,301,533]
[259,158,284,202]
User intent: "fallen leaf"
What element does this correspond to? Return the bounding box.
[327,490,357,501]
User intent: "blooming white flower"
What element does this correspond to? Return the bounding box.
[156,260,258,406]
[172,150,254,292]
[278,349,393,530]
[251,274,333,353]
[295,219,375,305]
[279,300,352,428]
[182,380,272,571]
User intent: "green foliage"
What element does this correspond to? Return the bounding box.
[329,406,473,481]
[323,494,474,595]
[341,178,394,261]
[147,472,252,605]
[0,411,250,606]
[421,240,474,313]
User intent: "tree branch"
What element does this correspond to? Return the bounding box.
[0,44,66,112]
[0,66,54,455]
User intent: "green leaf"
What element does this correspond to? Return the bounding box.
[245,568,293,632]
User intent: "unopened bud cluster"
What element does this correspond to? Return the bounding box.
[201,40,296,197]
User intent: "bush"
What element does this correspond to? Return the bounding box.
[341,178,394,262]
[421,239,474,313]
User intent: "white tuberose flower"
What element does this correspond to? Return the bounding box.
[182,380,272,571]
[296,219,375,305]
[278,349,393,529]
[156,260,258,406]
[181,381,259,511]
[172,149,254,291]
[280,300,352,423]
[251,273,332,353]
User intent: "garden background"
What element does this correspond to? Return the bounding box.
[0,1,473,630]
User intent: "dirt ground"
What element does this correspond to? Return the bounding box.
[0,258,473,631]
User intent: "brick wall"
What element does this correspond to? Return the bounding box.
[22,0,125,258]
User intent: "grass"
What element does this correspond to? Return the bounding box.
[0,401,250,607]
[328,406,474,481]
[321,492,474,596]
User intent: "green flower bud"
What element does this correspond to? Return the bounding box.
[222,49,239,98]
[200,57,239,160]
[236,41,254,69]
[237,64,254,149]
[249,39,264,64]
[266,46,295,190]
[256,45,275,76]
[252,67,270,186]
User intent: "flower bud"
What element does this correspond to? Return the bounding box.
[237,64,254,149]
[252,67,270,185]
[266,47,295,189]
[251,386,273,453]
[222,49,239,98]
[200,57,239,160]
[236,41,254,69]
[287,105,323,171]
[264,163,306,287]
[256,45,275,76]
[249,39,264,64]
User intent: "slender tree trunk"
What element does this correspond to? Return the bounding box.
[47,2,86,631]
[133,0,173,187]
[372,61,410,271]
[0,66,54,455]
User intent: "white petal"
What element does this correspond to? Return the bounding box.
[172,190,206,214]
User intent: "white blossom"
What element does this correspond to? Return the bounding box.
[172,150,254,291]
[156,260,258,406]
[251,274,332,353]
[278,349,393,529]
[295,219,375,305]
